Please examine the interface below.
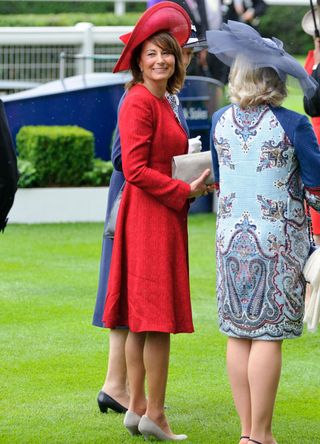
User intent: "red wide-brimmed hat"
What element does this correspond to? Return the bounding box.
[113,1,191,73]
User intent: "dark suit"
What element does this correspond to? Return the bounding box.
[0,100,18,232]
[222,0,267,26]
[304,65,320,117]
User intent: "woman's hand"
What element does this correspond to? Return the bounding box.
[188,169,215,199]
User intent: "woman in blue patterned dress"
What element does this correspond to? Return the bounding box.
[207,22,320,444]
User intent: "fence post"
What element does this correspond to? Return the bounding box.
[75,22,94,74]
[115,0,126,16]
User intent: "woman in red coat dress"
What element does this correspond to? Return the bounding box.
[102,2,212,440]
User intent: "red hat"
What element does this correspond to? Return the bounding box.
[113,1,191,73]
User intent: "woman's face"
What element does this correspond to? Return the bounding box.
[139,40,175,84]
[181,48,193,69]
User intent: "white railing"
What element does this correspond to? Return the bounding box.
[0,0,310,91]
[0,24,131,91]
[0,1,311,16]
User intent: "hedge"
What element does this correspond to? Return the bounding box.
[0,1,145,14]
[16,126,95,187]
[0,12,141,27]
[259,5,312,55]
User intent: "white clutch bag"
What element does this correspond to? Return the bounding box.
[172,151,214,185]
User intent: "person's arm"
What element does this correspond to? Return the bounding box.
[304,39,320,117]
[110,92,127,171]
[111,126,122,171]
[294,115,320,211]
[241,0,267,22]
[0,100,18,232]
[209,105,232,191]
[251,0,267,17]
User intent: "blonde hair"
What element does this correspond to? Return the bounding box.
[228,56,287,108]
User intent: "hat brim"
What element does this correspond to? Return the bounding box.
[113,1,191,73]
[183,38,207,53]
[302,9,320,36]
[206,21,318,100]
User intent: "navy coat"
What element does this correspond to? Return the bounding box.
[0,100,18,232]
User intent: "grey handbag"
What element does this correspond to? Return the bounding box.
[172,151,214,184]
[105,182,125,239]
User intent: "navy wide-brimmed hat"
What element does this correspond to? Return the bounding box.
[206,20,318,99]
[183,25,207,52]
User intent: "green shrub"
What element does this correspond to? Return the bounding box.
[81,158,113,186]
[259,6,312,55]
[17,158,39,188]
[0,12,141,27]
[0,1,145,14]
[0,1,113,14]
[16,125,94,187]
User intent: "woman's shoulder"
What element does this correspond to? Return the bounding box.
[122,84,157,109]
[270,106,312,143]
[271,106,309,127]
[126,84,156,100]
[211,104,233,128]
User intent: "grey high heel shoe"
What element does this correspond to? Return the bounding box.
[123,411,142,436]
[138,415,187,441]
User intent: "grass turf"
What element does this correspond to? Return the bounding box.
[1,215,319,443]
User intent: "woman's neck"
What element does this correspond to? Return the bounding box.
[141,79,167,98]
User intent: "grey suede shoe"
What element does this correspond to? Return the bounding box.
[123,411,142,436]
[138,415,187,441]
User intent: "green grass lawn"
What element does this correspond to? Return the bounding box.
[1,216,319,443]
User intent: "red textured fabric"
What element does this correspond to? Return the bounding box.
[305,51,320,234]
[103,84,194,333]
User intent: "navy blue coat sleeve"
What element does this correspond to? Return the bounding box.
[303,65,320,117]
[177,100,190,138]
[0,100,18,231]
[272,106,320,211]
[293,115,320,189]
[210,105,232,185]
[111,91,127,171]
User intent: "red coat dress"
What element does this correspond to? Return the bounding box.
[102,84,194,333]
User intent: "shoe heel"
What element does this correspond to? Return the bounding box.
[138,415,187,441]
[124,411,141,436]
[97,391,127,414]
[97,402,108,414]
[126,425,139,436]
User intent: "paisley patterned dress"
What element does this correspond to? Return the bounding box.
[210,104,320,340]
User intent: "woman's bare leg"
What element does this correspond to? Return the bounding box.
[102,329,130,407]
[227,337,252,444]
[144,332,174,435]
[248,340,282,444]
[126,331,147,415]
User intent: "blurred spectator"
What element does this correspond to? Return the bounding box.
[222,0,267,29]
[0,100,18,232]
[302,5,320,247]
